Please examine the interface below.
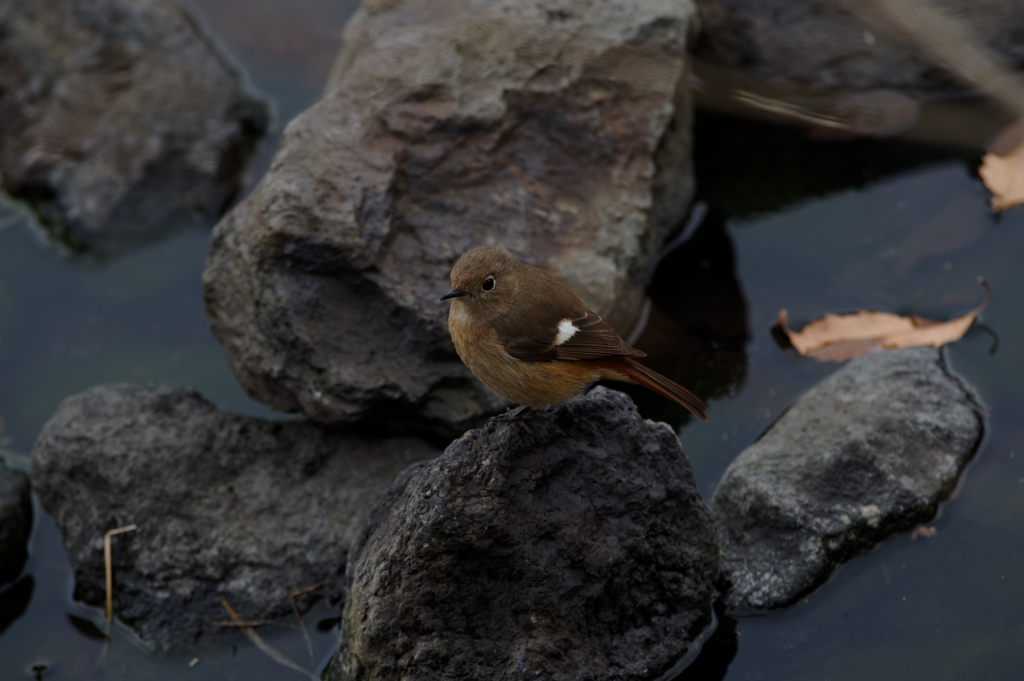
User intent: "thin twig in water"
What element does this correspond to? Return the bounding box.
[290,580,329,664]
[733,90,849,129]
[99,524,137,666]
[208,620,297,629]
[104,525,137,622]
[219,597,315,680]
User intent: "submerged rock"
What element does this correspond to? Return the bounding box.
[0,462,32,587]
[330,387,719,681]
[0,0,268,255]
[203,0,698,437]
[695,0,1024,93]
[31,384,438,650]
[713,347,982,614]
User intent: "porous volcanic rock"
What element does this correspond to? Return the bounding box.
[0,0,268,255]
[695,0,1024,93]
[712,347,982,614]
[203,0,699,437]
[0,461,31,586]
[329,386,719,681]
[30,384,438,650]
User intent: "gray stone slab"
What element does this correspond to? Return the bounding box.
[712,347,983,614]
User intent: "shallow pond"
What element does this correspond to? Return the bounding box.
[1,2,1022,679]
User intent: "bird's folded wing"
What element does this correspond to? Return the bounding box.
[498,308,646,362]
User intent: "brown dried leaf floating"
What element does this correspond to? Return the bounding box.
[779,277,990,362]
[979,119,1024,212]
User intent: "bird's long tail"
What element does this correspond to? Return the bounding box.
[596,357,708,422]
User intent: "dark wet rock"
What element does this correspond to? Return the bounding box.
[329,386,719,681]
[0,462,32,586]
[0,0,268,255]
[30,384,438,650]
[696,0,1024,94]
[695,0,1024,93]
[203,0,698,437]
[712,347,982,614]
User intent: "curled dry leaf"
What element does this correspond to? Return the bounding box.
[778,278,990,362]
[979,119,1024,212]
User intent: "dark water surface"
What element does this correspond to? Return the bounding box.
[672,159,1024,681]
[2,2,1023,678]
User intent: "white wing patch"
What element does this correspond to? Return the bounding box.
[555,319,579,345]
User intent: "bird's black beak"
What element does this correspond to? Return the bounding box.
[440,287,465,301]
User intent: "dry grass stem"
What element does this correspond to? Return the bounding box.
[208,620,297,628]
[104,524,137,622]
[733,90,848,130]
[290,580,329,664]
[219,597,314,680]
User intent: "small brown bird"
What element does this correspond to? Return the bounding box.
[441,247,708,421]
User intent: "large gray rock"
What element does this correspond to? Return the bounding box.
[712,347,982,614]
[695,0,1024,92]
[329,387,719,681]
[31,384,438,650]
[0,461,32,586]
[0,0,268,255]
[203,0,698,437]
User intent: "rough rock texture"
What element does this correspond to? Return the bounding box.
[203,0,699,437]
[0,462,31,586]
[695,0,1024,92]
[30,384,438,650]
[0,0,268,255]
[713,347,982,614]
[329,387,719,681]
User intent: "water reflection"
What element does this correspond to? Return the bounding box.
[832,166,992,303]
[0,575,33,636]
[63,615,109,643]
[692,159,1024,681]
[677,601,739,681]
[693,110,977,220]
[616,208,750,428]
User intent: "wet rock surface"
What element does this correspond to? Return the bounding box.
[712,347,982,614]
[30,384,439,650]
[695,0,1024,92]
[0,0,268,255]
[329,386,719,681]
[203,0,698,437]
[0,462,32,587]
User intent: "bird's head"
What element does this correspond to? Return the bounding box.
[441,247,520,324]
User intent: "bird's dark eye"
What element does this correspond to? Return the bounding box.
[482,277,495,292]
